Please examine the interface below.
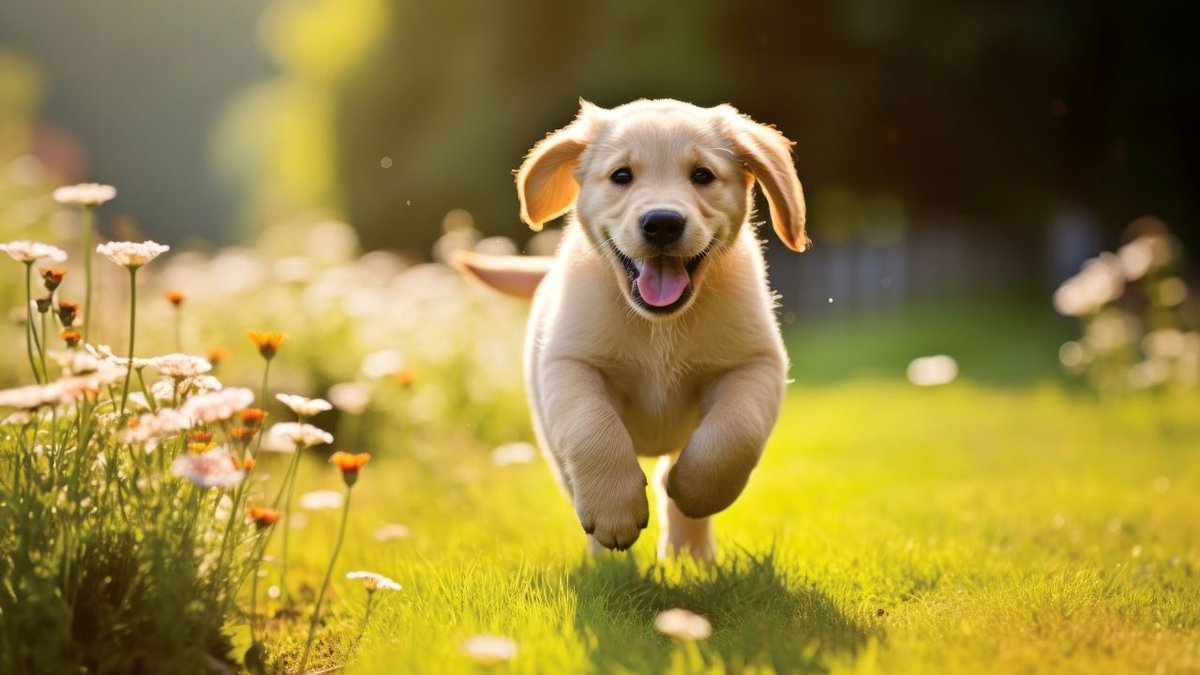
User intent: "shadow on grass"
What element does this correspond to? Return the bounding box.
[570,550,874,672]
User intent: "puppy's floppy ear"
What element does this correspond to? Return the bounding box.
[724,108,809,252]
[516,100,602,230]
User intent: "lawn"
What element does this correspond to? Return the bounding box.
[268,303,1200,674]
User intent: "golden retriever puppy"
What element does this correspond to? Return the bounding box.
[458,98,807,560]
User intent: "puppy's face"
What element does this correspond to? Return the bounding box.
[572,104,750,317]
[517,99,807,320]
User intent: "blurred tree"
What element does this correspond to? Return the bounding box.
[0,50,64,368]
[0,0,274,244]
[217,0,1200,258]
[717,1,1200,253]
[335,0,727,252]
[219,0,730,254]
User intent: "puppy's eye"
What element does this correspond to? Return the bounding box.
[610,167,633,185]
[691,167,716,185]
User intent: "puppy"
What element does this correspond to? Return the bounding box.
[458,99,807,560]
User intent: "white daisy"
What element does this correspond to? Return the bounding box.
[299,489,344,510]
[171,446,244,488]
[115,356,155,370]
[184,375,224,395]
[52,183,116,206]
[906,355,959,387]
[653,608,712,641]
[0,240,67,263]
[261,422,333,451]
[179,387,255,424]
[491,442,537,467]
[50,350,106,376]
[85,343,118,361]
[0,374,112,411]
[123,392,152,412]
[462,635,518,665]
[327,382,371,415]
[345,571,402,592]
[122,408,191,449]
[59,362,126,397]
[275,393,333,417]
[152,353,212,378]
[85,344,151,370]
[150,379,176,403]
[96,240,170,268]
[373,523,411,541]
[360,349,404,379]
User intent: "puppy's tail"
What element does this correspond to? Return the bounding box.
[451,250,553,299]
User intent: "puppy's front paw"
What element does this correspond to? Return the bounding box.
[667,445,755,519]
[574,472,649,551]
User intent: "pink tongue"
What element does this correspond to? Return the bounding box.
[635,257,690,307]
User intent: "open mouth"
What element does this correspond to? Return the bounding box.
[607,241,711,314]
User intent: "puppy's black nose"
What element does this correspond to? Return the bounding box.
[640,210,686,247]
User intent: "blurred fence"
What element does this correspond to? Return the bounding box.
[770,227,1032,317]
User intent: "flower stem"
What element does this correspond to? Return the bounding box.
[82,205,94,343]
[249,528,273,642]
[39,305,49,382]
[173,305,182,352]
[259,359,272,424]
[273,439,303,606]
[298,486,352,674]
[118,267,137,416]
[135,368,157,413]
[23,263,42,383]
[350,591,376,656]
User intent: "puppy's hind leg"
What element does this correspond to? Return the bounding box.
[653,455,716,562]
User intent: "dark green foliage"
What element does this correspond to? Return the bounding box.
[325,1,1200,255]
[0,429,243,674]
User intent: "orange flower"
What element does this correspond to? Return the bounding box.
[57,301,78,328]
[240,408,267,428]
[186,442,214,454]
[188,429,214,444]
[392,366,416,388]
[164,289,185,306]
[39,268,67,292]
[248,332,287,360]
[233,456,256,472]
[247,505,281,529]
[330,451,371,487]
[60,330,81,347]
[231,427,258,443]
[207,347,229,367]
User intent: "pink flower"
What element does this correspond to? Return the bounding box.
[171,446,244,488]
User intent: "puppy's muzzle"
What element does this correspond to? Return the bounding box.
[640,210,686,248]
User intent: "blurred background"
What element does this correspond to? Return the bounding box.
[0,0,1196,390]
[3,6,1198,671]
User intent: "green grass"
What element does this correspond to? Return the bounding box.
[269,373,1200,673]
[786,294,1070,386]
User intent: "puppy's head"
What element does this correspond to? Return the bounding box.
[517,99,807,320]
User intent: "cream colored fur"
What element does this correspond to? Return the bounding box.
[462,99,807,560]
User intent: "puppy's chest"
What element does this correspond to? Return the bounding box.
[598,342,719,456]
